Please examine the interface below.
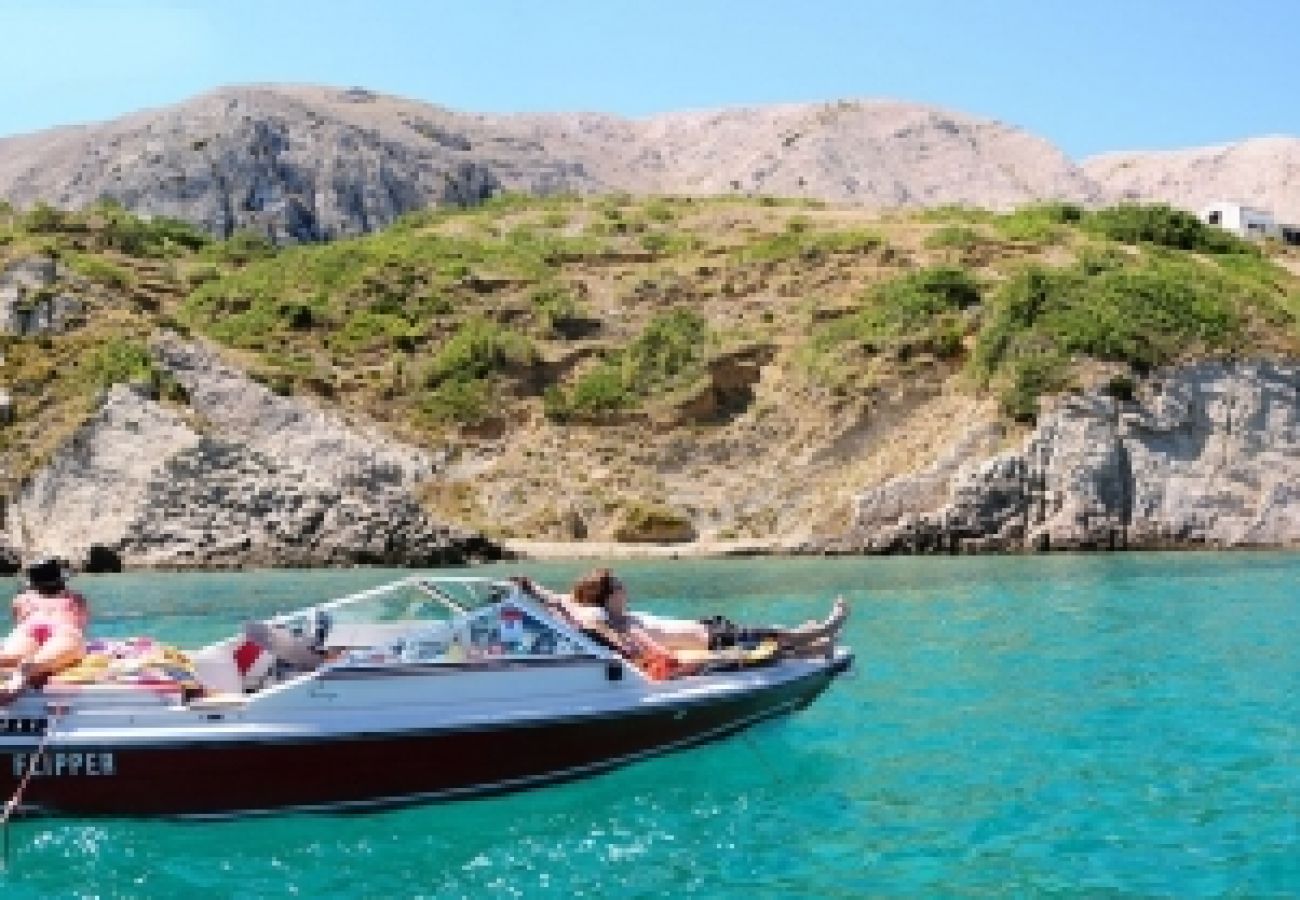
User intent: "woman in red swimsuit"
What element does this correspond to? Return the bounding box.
[0,557,89,700]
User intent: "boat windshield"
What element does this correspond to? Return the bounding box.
[304,577,600,667]
[323,577,512,626]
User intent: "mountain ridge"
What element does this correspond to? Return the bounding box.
[2,84,1295,243]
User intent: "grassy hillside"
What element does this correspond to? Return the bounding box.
[3,196,1299,540]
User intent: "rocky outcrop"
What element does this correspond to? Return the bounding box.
[839,362,1300,552]
[152,334,436,489]
[117,438,486,568]
[0,88,500,242]
[0,256,85,336]
[0,86,1102,240]
[1084,137,1300,224]
[4,338,500,569]
[4,385,202,559]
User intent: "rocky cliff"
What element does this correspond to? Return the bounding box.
[1083,137,1300,225]
[0,86,1100,240]
[3,86,1297,244]
[3,337,498,569]
[839,362,1300,553]
[3,193,1299,568]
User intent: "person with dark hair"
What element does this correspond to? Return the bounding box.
[0,557,90,700]
[515,568,847,677]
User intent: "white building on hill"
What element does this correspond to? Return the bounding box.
[1199,201,1300,245]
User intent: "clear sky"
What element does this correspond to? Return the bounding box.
[0,0,1295,159]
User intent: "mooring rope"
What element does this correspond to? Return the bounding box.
[1,702,65,869]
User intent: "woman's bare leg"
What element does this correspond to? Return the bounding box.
[26,630,86,678]
[776,598,848,650]
[0,628,39,668]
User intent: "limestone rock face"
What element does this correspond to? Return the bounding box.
[1084,137,1300,224]
[4,339,498,569]
[4,385,202,560]
[0,256,85,336]
[152,335,436,490]
[0,86,1102,239]
[841,362,1300,552]
[0,88,501,242]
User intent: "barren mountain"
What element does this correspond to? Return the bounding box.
[0,85,1102,240]
[1084,136,1300,223]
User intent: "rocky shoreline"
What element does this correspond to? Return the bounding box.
[1,336,503,572]
[4,342,1300,573]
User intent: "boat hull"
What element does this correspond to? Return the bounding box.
[2,654,851,817]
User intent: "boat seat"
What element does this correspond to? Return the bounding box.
[189,641,250,696]
[324,620,443,651]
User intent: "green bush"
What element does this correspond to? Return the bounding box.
[421,377,492,425]
[80,338,156,390]
[199,230,278,265]
[639,230,699,257]
[423,317,533,387]
[915,206,998,225]
[972,256,1245,418]
[642,200,678,223]
[811,266,982,364]
[67,254,133,288]
[924,225,987,250]
[622,307,711,393]
[545,362,632,420]
[1001,352,1069,422]
[529,284,584,334]
[993,203,1082,245]
[544,308,714,420]
[736,225,885,264]
[1085,203,1249,254]
[21,203,70,233]
[102,215,208,258]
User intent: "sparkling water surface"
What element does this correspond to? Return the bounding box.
[0,552,1297,897]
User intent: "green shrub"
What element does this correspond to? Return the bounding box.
[915,206,998,225]
[812,266,982,362]
[971,256,1245,418]
[1085,203,1249,254]
[736,225,885,264]
[622,307,711,393]
[529,284,584,334]
[423,317,534,387]
[1001,352,1069,422]
[544,308,714,420]
[545,361,632,421]
[102,214,209,258]
[642,200,677,223]
[80,338,155,390]
[639,230,699,257]
[993,203,1081,245]
[200,230,278,265]
[421,378,492,425]
[21,203,70,233]
[337,310,420,350]
[924,225,987,250]
[66,254,133,288]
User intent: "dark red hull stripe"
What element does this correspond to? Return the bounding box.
[2,656,851,817]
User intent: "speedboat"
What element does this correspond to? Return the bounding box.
[0,577,852,817]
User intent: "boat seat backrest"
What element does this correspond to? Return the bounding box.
[189,640,244,696]
[190,633,276,696]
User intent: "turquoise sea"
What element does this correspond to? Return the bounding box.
[0,551,1297,897]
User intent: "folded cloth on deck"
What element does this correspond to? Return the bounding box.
[49,637,200,691]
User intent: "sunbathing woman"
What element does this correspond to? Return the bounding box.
[514,569,847,664]
[0,558,89,701]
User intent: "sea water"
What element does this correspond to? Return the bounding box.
[0,552,1297,897]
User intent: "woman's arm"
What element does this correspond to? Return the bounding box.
[70,591,90,631]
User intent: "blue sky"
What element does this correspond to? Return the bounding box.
[0,0,1295,158]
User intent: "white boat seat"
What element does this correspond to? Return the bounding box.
[324,620,440,651]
